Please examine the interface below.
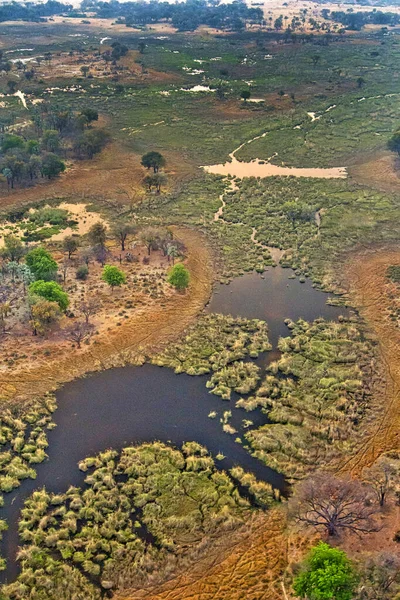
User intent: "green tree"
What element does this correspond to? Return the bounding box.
[41,130,60,153]
[25,247,58,281]
[80,108,98,125]
[41,153,65,179]
[141,151,166,173]
[168,263,190,290]
[293,543,358,600]
[2,134,24,152]
[88,222,107,247]
[240,89,251,103]
[101,264,126,291]
[388,130,400,155]
[63,236,80,259]
[29,280,69,311]
[1,234,24,262]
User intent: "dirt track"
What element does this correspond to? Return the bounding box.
[338,248,400,475]
[0,227,213,402]
[117,510,287,600]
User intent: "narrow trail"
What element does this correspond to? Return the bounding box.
[337,249,400,476]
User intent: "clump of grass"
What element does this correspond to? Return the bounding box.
[207,361,261,400]
[242,318,375,481]
[6,441,257,598]
[153,313,271,375]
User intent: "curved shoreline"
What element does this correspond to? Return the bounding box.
[0,226,214,403]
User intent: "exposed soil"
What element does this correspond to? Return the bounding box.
[0,226,213,403]
[339,247,400,476]
[118,509,288,600]
[350,152,400,194]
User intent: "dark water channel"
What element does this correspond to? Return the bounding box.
[1,267,349,582]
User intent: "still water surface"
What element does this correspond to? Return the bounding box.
[1,267,348,581]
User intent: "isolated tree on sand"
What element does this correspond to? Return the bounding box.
[168,263,190,291]
[102,264,126,292]
[293,543,358,600]
[77,296,100,324]
[111,221,135,251]
[289,472,378,537]
[67,321,93,348]
[63,236,80,259]
[30,299,61,336]
[141,151,166,173]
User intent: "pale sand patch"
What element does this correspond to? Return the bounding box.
[203,155,347,179]
[50,202,108,241]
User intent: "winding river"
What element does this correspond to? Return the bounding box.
[1,267,348,582]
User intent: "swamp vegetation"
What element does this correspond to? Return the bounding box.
[1,441,270,599]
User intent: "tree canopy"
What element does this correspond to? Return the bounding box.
[168,263,190,290]
[141,151,166,173]
[101,264,126,290]
[29,280,69,312]
[25,247,58,281]
[293,543,358,600]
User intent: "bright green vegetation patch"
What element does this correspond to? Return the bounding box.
[222,177,400,289]
[387,265,400,284]
[238,318,375,481]
[3,442,262,599]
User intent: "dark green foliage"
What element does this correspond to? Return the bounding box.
[293,543,357,600]
[387,265,400,283]
[388,130,400,156]
[141,151,166,173]
[25,247,58,281]
[2,135,24,153]
[41,153,65,179]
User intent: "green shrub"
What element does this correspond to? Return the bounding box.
[29,280,69,312]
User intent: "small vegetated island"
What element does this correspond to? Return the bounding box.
[0,0,400,598]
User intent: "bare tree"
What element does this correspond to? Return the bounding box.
[67,321,93,348]
[357,552,400,599]
[61,258,71,284]
[363,457,399,507]
[111,221,135,251]
[77,296,100,324]
[289,472,379,537]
